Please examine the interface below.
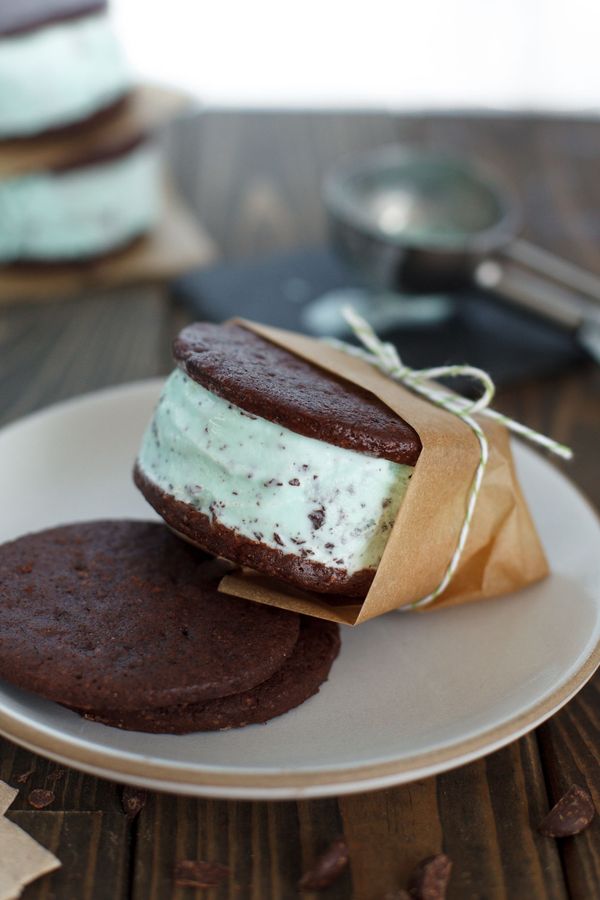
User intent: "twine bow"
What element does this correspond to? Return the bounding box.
[329,307,573,610]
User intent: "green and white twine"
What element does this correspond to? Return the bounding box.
[329,307,573,611]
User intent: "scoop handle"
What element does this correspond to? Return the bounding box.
[503,238,600,308]
[474,257,600,332]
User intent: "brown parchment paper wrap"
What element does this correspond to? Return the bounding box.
[0,781,60,900]
[219,320,549,625]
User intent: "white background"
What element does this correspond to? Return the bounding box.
[112,0,600,112]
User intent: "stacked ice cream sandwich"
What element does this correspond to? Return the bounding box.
[0,0,166,269]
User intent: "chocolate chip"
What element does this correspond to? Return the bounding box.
[289,478,300,486]
[407,854,452,899]
[174,859,229,888]
[273,532,284,546]
[122,786,147,821]
[298,837,349,891]
[28,789,55,809]
[46,768,65,786]
[308,507,326,530]
[538,784,595,837]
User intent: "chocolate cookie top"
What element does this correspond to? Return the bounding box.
[0,0,105,37]
[0,521,300,711]
[173,323,421,465]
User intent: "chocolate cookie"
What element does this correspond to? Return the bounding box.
[50,133,148,173]
[133,469,376,597]
[173,323,421,465]
[76,617,341,733]
[0,521,300,711]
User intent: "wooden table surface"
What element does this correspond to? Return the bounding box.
[1,111,599,900]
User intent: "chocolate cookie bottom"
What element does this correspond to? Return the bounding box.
[134,464,376,598]
[74,618,340,733]
[0,520,301,711]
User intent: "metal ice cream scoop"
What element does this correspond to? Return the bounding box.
[322,147,600,362]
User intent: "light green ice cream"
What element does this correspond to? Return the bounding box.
[0,14,130,138]
[0,144,159,262]
[138,369,414,576]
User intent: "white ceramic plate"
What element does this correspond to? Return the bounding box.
[0,380,599,800]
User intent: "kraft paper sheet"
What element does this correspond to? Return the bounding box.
[0,781,60,900]
[220,321,549,625]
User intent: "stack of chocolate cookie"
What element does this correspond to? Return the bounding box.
[0,522,340,733]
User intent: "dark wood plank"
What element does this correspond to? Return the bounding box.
[483,738,567,899]
[6,810,130,900]
[339,736,566,899]
[339,775,442,898]
[537,678,600,899]
[132,794,351,900]
[165,111,412,258]
[439,741,566,899]
[495,364,600,502]
[0,285,169,428]
[0,746,120,813]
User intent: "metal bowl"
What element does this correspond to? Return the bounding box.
[323,146,520,291]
